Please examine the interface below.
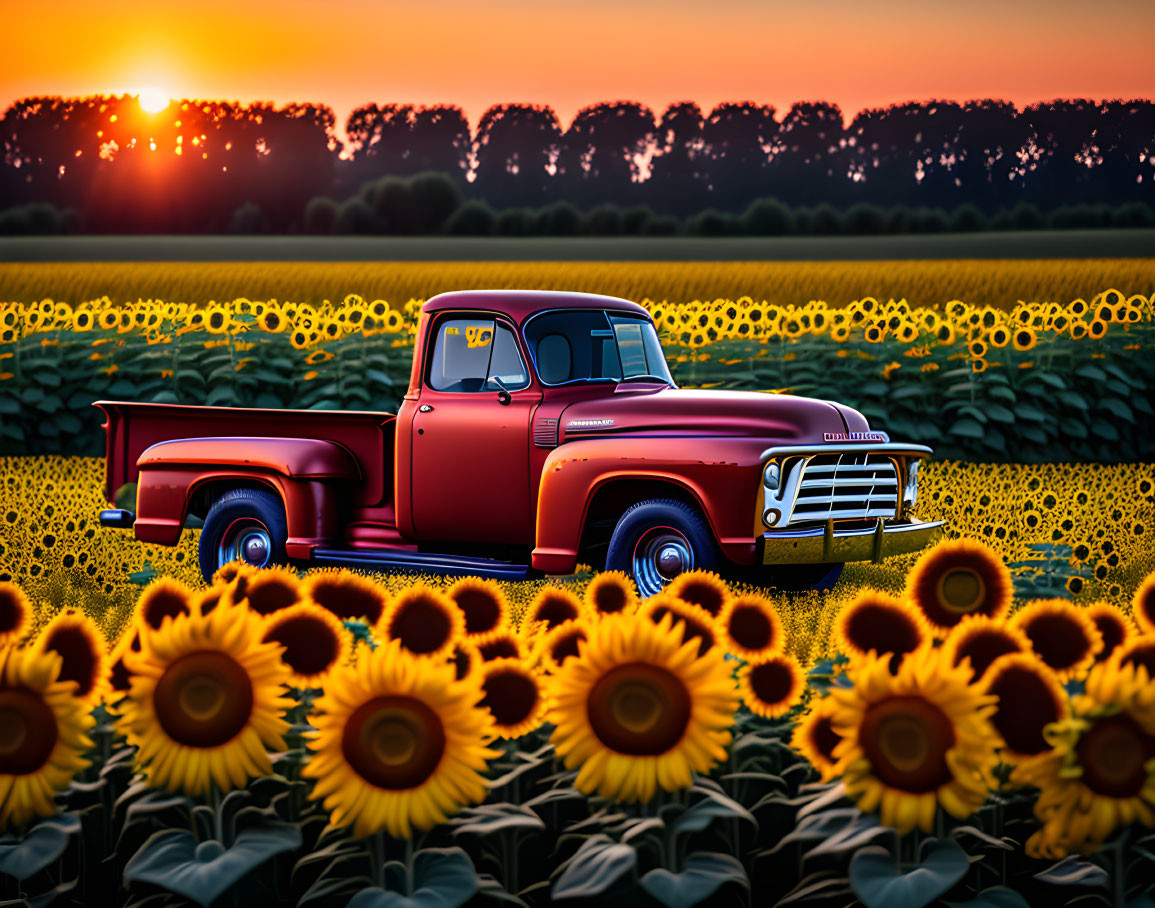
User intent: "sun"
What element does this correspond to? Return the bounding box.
[137,87,171,114]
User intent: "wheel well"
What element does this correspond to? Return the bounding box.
[187,478,280,521]
[578,478,705,570]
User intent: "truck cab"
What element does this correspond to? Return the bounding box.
[98,290,943,596]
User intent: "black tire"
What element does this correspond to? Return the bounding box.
[763,562,845,592]
[605,498,718,598]
[198,487,288,583]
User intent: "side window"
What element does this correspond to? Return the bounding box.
[428,317,528,392]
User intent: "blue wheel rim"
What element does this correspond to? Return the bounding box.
[632,526,694,598]
[218,518,272,570]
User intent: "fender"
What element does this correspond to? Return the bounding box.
[134,437,361,552]
[531,436,771,574]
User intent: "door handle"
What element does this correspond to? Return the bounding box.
[419,405,434,413]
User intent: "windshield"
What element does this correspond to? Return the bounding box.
[523,310,675,387]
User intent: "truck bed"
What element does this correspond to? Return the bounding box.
[95,401,395,508]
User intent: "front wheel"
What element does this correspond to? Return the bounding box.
[605,498,718,598]
[198,487,288,583]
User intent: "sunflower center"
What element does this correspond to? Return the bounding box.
[811,716,841,763]
[534,596,579,629]
[392,598,451,654]
[143,590,190,629]
[479,636,519,662]
[678,582,725,616]
[592,584,628,615]
[954,630,1022,678]
[0,688,58,774]
[1091,614,1125,659]
[1077,714,1155,798]
[0,591,23,634]
[986,664,1062,756]
[265,615,338,679]
[45,626,99,697]
[246,579,299,616]
[729,605,772,651]
[481,669,539,729]
[588,662,691,756]
[860,696,955,793]
[343,696,445,789]
[748,660,796,707]
[1121,641,1155,678]
[936,568,985,614]
[844,604,921,670]
[455,589,502,635]
[1022,614,1091,671]
[551,629,585,666]
[154,651,254,747]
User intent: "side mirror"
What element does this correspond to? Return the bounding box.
[492,376,513,406]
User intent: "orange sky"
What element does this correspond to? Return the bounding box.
[2,0,1152,133]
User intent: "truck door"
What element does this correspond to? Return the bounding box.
[410,314,541,544]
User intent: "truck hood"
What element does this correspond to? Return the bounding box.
[558,386,867,445]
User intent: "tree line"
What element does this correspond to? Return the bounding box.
[1,95,1152,234]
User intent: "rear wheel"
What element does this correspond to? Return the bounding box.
[198,487,288,583]
[605,498,718,598]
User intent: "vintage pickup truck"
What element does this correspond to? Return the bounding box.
[97,290,943,595]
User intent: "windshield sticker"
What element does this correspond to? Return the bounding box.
[465,325,493,348]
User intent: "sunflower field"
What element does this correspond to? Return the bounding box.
[2,287,1153,461]
[0,543,1153,908]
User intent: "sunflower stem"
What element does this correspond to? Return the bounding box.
[210,784,224,845]
[404,835,414,896]
[370,832,385,889]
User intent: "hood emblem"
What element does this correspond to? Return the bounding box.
[567,418,615,429]
[824,431,888,442]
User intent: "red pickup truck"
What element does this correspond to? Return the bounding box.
[97,290,943,596]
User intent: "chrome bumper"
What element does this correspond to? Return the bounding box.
[761,518,944,565]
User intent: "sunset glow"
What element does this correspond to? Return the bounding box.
[137,88,170,114]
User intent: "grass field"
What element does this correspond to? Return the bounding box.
[2,255,1153,310]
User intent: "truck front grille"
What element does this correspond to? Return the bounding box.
[790,452,898,523]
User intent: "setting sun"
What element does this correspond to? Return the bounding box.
[137,87,170,114]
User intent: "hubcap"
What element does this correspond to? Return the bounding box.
[632,527,694,598]
[218,519,273,569]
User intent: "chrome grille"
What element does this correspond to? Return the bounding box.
[790,452,898,523]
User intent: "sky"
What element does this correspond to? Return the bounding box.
[2,0,1153,134]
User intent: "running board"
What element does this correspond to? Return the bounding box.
[309,547,531,580]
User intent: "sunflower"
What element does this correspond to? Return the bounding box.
[641,596,718,657]
[1084,601,1134,661]
[833,591,928,672]
[447,577,509,643]
[193,585,226,616]
[738,653,805,719]
[480,658,548,739]
[1010,599,1103,681]
[212,561,258,591]
[1133,572,1155,635]
[135,576,194,631]
[0,582,31,645]
[525,586,583,631]
[829,647,1000,834]
[716,594,784,661]
[791,696,843,781]
[107,630,137,695]
[379,586,464,661]
[905,538,1012,633]
[1115,637,1155,678]
[583,572,639,621]
[118,598,291,797]
[1016,659,1155,858]
[548,612,738,802]
[477,631,526,663]
[1013,327,1037,351]
[301,569,389,626]
[0,647,94,830]
[262,602,352,688]
[535,620,588,674]
[257,309,286,333]
[940,614,1031,681]
[233,567,302,616]
[982,653,1068,764]
[303,638,496,839]
[667,570,730,616]
[32,610,109,707]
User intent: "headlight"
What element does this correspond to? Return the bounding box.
[904,460,920,508]
[763,461,780,490]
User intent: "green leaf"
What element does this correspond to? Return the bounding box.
[1014,404,1046,422]
[1060,419,1089,440]
[1034,373,1067,390]
[1032,855,1109,887]
[552,835,637,900]
[1100,398,1135,423]
[0,396,19,415]
[673,786,757,836]
[985,404,1015,424]
[944,886,1031,907]
[640,852,749,908]
[948,418,985,439]
[451,803,545,835]
[1056,390,1089,410]
[123,821,301,907]
[1092,420,1120,442]
[347,847,480,908]
[366,369,394,387]
[957,406,989,424]
[0,813,80,881]
[849,838,969,908]
[1075,364,1107,382]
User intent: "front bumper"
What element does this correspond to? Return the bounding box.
[761,518,944,565]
